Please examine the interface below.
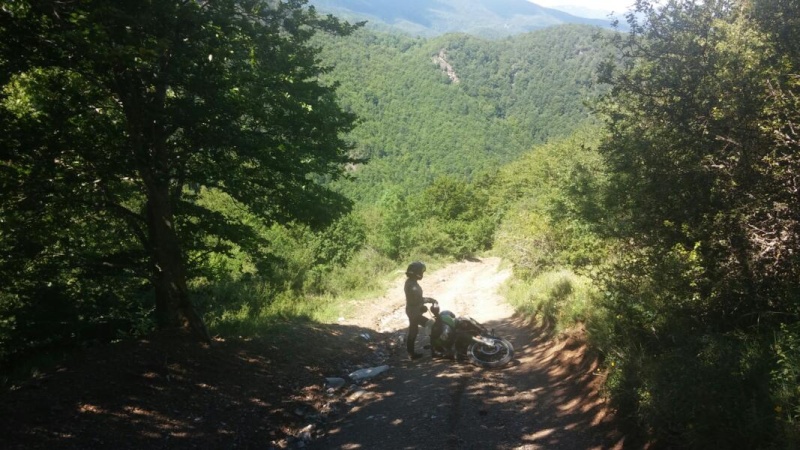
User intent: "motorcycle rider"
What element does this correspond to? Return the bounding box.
[404,261,436,359]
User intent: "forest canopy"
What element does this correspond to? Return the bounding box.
[315,24,614,202]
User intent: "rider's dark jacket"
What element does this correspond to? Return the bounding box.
[404,277,425,317]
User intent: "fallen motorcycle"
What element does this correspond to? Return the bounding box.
[423,300,514,368]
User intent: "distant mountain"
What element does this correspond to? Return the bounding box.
[545,4,623,20]
[308,0,615,38]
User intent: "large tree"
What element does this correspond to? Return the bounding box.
[594,0,800,445]
[0,0,359,342]
[595,0,800,327]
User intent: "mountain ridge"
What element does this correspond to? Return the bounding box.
[308,0,615,38]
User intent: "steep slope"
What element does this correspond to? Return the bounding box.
[316,25,614,202]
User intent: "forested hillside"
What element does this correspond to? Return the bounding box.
[317,24,612,201]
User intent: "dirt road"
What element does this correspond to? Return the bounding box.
[0,257,626,449]
[312,257,625,449]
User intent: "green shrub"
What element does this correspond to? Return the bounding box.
[772,323,800,447]
[494,210,557,279]
[590,244,784,448]
[314,247,396,297]
[503,269,596,334]
[368,177,499,262]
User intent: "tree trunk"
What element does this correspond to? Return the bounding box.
[146,185,211,343]
[113,47,210,342]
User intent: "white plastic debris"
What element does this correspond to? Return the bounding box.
[348,365,390,382]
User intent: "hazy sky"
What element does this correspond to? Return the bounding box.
[532,0,636,15]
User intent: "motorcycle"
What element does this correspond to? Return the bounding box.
[423,300,514,368]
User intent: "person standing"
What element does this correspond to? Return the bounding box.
[404,261,436,359]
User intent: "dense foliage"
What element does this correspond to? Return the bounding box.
[317,24,613,202]
[482,127,609,335]
[490,127,609,279]
[0,0,358,359]
[590,0,800,447]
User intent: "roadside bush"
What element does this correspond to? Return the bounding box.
[490,126,610,280]
[370,176,499,262]
[314,247,396,297]
[772,323,800,448]
[503,269,596,334]
[199,243,398,338]
[493,210,557,279]
[601,327,776,448]
[592,244,780,448]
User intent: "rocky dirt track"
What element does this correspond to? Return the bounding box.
[312,257,626,449]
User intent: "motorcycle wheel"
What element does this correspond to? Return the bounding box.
[467,337,514,368]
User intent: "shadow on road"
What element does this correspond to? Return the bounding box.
[0,315,634,449]
[0,321,391,450]
[312,316,631,450]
